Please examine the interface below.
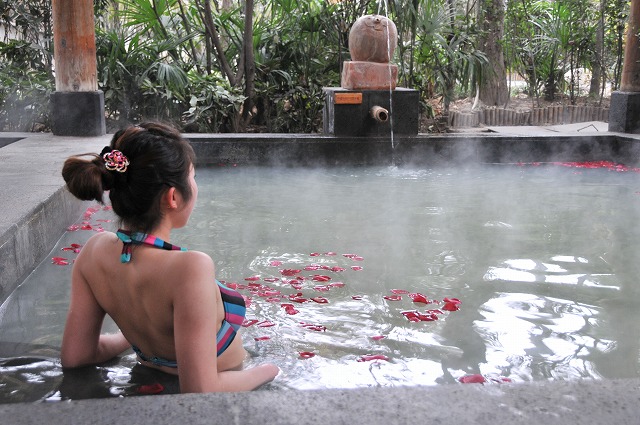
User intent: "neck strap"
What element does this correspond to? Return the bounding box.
[116,229,187,263]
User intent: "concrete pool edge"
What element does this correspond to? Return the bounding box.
[2,124,640,423]
[0,133,109,301]
[0,377,638,424]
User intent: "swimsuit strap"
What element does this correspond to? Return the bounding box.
[116,229,187,263]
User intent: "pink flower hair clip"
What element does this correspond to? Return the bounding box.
[103,150,130,173]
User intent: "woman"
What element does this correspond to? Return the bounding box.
[60,122,279,392]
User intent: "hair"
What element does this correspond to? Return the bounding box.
[62,122,196,234]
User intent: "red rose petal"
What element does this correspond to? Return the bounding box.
[257,320,276,328]
[312,275,331,282]
[254,336,271,341]
[281,303,300,315]
[263,277,280,283]
[409,293,429,304]
[280,269,301,276]
[242,319,259,327]
[313,285,330,292]
[384,295,402,301]
[300,323,327,332]
[371,335,386,341]
[357,354,389,362]
[52,257,69,265]
[459,374,486,384]
[311,297,329,304]
[443,297,461,304]
[391,289,409,294]
[442,302,460,311]
[299,351,315,359]
[136,383,164,395]
[401,310,438,322]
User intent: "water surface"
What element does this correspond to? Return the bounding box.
[2,163,639,402]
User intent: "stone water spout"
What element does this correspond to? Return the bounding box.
[322,15,418,137]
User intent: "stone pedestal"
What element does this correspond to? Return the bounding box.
[341,61,398,90]
[51,91,106,137]
[608,91,640,133]
[323,87,419,137]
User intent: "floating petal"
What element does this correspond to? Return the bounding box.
[459,374,486,384]
[409,293,429,304]
[136,383,164,394]
[357,354,389,362]
[312,275,331,282]
[311,297,329,304]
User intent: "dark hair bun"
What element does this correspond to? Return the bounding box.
[62,154,110,202]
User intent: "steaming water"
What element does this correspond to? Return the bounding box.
[2,163,640,402]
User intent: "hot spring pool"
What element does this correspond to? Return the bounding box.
[2,162,640,403]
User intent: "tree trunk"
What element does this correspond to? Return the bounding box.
[589,0,605,97]
[477,0,509,106]
[241,0,255,127]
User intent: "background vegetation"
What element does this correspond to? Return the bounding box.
[0,0,630,132]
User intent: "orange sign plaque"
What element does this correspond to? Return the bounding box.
[334,93,363,105]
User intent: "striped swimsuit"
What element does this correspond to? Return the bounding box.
[116,229,246,368]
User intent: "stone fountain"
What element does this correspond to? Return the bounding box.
[323,15,419,137]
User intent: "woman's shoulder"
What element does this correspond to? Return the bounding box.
[84,230,118,245]
[76,231,119,256]
[173,249,214,271]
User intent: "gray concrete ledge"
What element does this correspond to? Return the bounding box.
[0,378,638,425]
[0,133,109,300]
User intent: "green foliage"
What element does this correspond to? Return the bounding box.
[0,0,632,132]
[0,0,54,131]
[505,0,628,103]
[182,72,246,132]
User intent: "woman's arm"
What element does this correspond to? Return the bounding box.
[60,260,129,368]
[173,253,279,393]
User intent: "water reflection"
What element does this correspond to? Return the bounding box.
[474,292,615,380]
[484,257,620,290]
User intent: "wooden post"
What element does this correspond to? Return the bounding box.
[51,0,105,136]
[621,0,640,92]
[610,0,640,132]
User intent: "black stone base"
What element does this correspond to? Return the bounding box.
[608,91,640,133]
[323,87,419,137]
[51,91,106,137]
